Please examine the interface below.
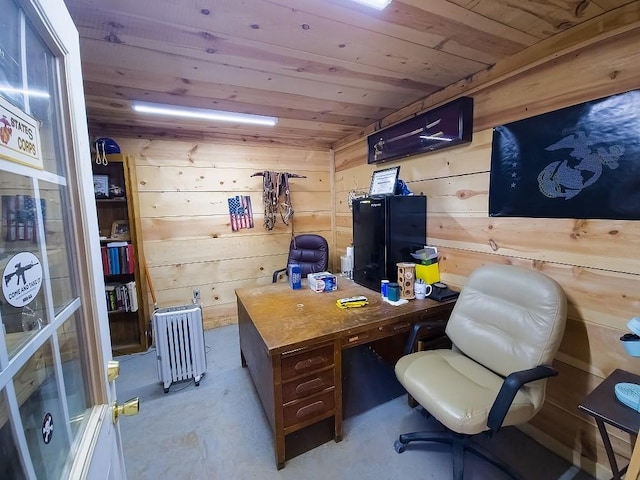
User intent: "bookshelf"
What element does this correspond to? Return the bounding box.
[93,153,148,355]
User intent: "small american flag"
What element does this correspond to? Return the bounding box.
[227,195,254,232]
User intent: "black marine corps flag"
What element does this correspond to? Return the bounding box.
[489,89,640,220]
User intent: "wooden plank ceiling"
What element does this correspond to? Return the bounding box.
[64,0,635,149]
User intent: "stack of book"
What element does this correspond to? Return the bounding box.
[105,280,138,312]
[101,241,135,275]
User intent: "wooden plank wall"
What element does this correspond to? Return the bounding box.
[111,139,332,330]
[333,26,640,479]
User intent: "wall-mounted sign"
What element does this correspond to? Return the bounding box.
[0,96,43,170]
[2,251,43,307]
[368,97,473,164]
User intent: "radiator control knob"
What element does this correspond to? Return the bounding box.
[112,397,140,424]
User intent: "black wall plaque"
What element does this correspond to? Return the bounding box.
[367,97,473,164]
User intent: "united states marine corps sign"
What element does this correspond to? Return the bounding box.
[0,96,43,170]
[2,251,43,308]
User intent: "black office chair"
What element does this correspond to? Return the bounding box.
[272,234,329,283]
[394,264,567,480]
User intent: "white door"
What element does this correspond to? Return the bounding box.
[0,0,128,478]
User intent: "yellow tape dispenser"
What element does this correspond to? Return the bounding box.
[336,295,369,309]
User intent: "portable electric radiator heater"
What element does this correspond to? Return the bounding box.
[153,303,206,393]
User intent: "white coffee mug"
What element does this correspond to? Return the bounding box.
[414,282,432,300]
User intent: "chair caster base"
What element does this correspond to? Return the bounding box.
[394,440,406,453]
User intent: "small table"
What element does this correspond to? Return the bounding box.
[578,368,640,480]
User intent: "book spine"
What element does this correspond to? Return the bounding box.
[127,281,138,312]
[105,286,117,311]
[115,284,122,310]
[110,248,120,275]
[127,243,135,273]
[128,243,136,273]
[118,246,126,274]
[119,284,128,311]
[107,247,113,275]
[101,247,109,274]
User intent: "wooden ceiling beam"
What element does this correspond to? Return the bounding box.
[87,122,336,149]
[84,95,355,137]
[78,38,424,109]
[333,2,640,150]
[83,81,381,127]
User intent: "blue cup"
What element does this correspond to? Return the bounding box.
[387,283,400,301]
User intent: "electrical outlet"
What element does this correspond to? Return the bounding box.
[193,288,201,301]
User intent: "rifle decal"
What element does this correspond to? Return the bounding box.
[1,251,43,307]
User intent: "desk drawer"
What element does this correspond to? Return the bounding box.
[283,390,335,428]
[342,321,412,348]
[281,345,334,380]
[282,369,335,403]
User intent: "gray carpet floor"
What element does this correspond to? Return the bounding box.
[115,324,595,480]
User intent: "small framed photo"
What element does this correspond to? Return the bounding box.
[111,220,130,240]
[93,175,109,198]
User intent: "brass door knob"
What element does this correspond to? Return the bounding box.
[107,360,120,382]
[112,397,140,424]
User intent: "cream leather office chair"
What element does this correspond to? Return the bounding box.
[394,264,567,480]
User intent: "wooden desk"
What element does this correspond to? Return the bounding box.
[579,369,640,480]
[236,280,455,469]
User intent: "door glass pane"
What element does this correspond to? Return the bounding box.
[39,180,74,315]
[24,12,63,176]
[0,390,27,479]
[1,0,99,477]
[57,312,89,436]
[17,339,70,480]
[1,172,50,359]
[0,0,22,108]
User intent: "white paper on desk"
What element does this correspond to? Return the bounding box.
[383,298,409,306]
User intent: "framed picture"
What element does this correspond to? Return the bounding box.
[93,174,109,198]
[111,220,130,240]
[369,166,400,196]
[367,97,474,164]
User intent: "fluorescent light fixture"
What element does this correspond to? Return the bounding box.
[0,85,50,98]
[132,101,278,127]
[350,0,392,10]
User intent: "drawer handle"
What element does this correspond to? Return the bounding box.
[296,378,325,395]
[348,333,369,343]
[297,400,325,419]
[294,356,325,371]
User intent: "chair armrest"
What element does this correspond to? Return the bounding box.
[272,268,287,283]
[487,365,558,433]
[403,320,448,356]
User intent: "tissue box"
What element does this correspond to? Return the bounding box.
[307,272,337,293]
